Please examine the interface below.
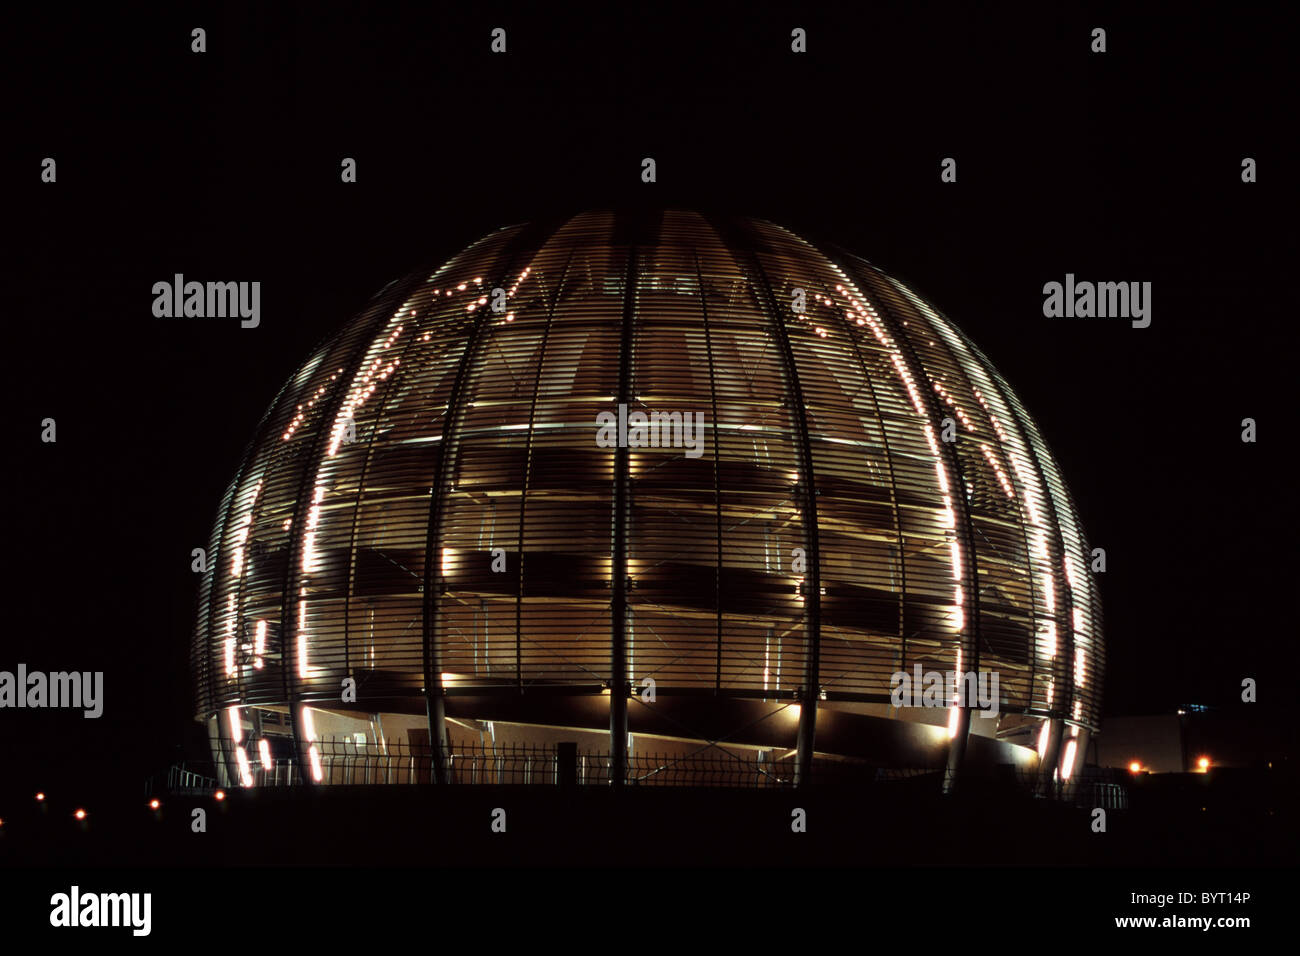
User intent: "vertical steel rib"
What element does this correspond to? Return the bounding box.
[831,256,984,788]
[279,272,427,785]
[961,340,1078,787]
[609,235,638,788]
[690,247,726,694]
[714,216,823,788]
[514,246,577,688]
[811,245,910,682]
[420,221,561,783]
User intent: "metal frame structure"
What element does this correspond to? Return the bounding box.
[192,211,1103,791]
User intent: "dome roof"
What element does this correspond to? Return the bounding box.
[192,210,1101,775]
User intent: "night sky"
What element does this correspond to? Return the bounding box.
[5,1,1293,802]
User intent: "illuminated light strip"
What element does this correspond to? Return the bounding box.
[506,266,530,298]
[925,314,1064,714]
[326,325,404,458]
[494,266,533,322]
[970,385,1010,443]
[1030,453,1093,723]
[297,588,308,679]
[892,354,928,417]
[829,282,967,653]
[227,705,242,744]
[1061,739,1078,780]
[1032,528,1048,559]
[282,375,341,441]
[301,319,406,582]
[946,644,967,729]
[1037,720,1050,757]
[980,443,1016,498]
[224,594,237,678]
[922,425,952,494]
[301,484,325,573]
[226,468,260,683]
[235,746,254,788]
[254,619,266,669]
[931,380,975,431]
[877,278,1070,674]
[1004,436,1058,678]
[1014,460,1045,527]
[258,737,273,771]
[297,284,447,687]
[1065,554,1087,710]
[301,706,324,783]
[229,479,263,578]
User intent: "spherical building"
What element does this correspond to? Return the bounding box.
[192,210,1102,790]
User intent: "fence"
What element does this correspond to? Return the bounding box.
[207,736,808,788]
[151,735,1127,807]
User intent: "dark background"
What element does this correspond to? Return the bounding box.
[3,1,1293,808]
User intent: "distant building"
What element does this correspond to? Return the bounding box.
[1096,714,1185,772]
[1097,707,1282,773]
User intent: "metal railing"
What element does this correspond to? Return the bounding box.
[149,735,1129,806]
[145,763,218,797]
